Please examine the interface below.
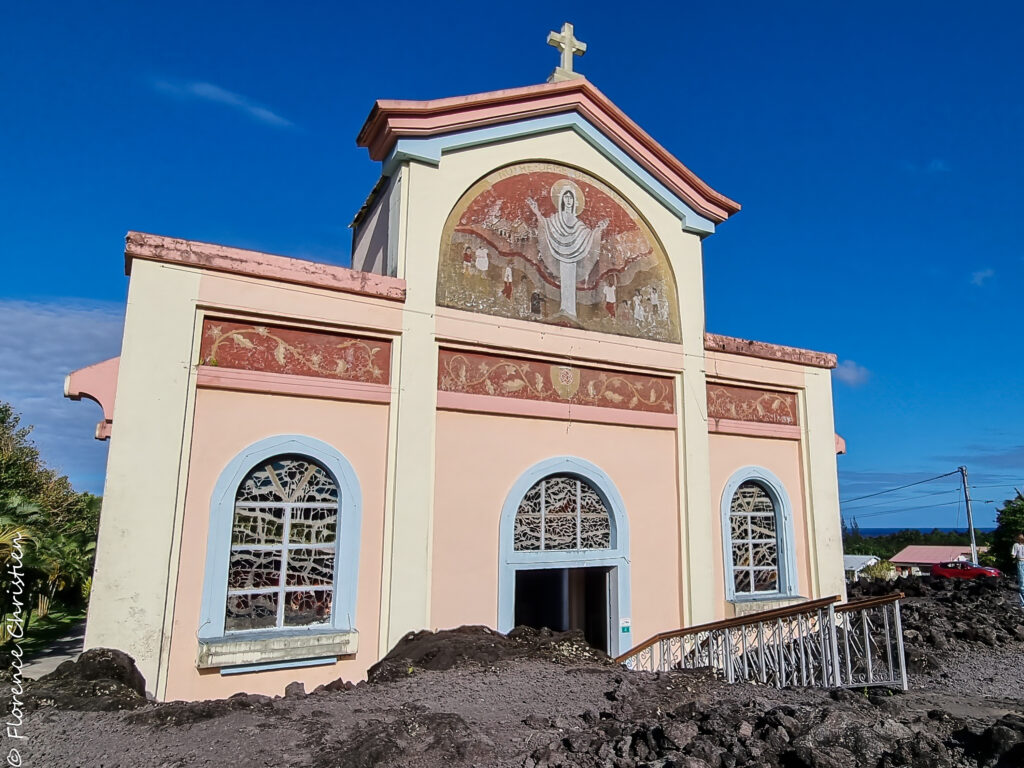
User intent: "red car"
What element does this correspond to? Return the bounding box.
[930,561,1001,579]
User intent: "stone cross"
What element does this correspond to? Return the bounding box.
[547,22,587,82]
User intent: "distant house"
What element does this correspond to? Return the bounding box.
[843,554,881,581]
[889,545,988,577]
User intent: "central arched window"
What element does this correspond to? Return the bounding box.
[513,474,611,551]
[728,481,780,596]
[226,455,339,632]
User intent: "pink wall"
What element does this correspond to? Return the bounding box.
[708,433,812,619]
[164,388,390,701]
[430,410,681,647]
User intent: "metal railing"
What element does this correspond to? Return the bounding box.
[615,593,907,690]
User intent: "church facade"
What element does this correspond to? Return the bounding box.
[66,66,846,701]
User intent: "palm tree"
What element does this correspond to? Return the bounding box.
[0,495,37,642]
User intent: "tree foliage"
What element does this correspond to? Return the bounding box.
[0,401,100,642]
[989,492,1024,573]
[841,517,992,561]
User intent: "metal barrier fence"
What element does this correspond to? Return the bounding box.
[615,593,907,691]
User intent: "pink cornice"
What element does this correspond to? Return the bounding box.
[356,78,740,224]
[436,390,677,430]
[705,333,837,370]
[64,356,119,441]
[708,418,802,441]
[125,232,407,302]
[196,366,392,405]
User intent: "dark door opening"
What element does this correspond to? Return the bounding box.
[513,567,610,652]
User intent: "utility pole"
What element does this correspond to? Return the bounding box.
[959,466,979,564]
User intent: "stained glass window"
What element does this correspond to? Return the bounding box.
[226,455,339,632]
[729,481,780,596]
[513,475,611,551]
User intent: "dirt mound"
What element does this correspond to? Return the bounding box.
[367,624,610,683]
[125,691,277,728]
[23,648,147,711]
[309,707,495,768]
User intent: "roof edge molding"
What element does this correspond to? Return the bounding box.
[705,332,837,369]
[356,78,740,230]
[124,232,407,302]
[384,114,717,235]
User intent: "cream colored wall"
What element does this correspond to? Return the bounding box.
[801,367,846,600]
[84,260,201,696]
[390,129,711,643]
[163,388,390,701]
[431,409,682,646]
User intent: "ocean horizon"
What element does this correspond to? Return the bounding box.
[855,526,995,537]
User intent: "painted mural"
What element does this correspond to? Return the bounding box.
[438,349,674,413]
[200,319,391,384]
[706,383,798,426]
[437,162,681,342]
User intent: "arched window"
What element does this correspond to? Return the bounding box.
[199,436,362,670]
[728,481,779,596]
[721,467,796,601]
[226,455,339,632]
[513,474,611,551]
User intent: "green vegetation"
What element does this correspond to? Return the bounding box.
[988,492,1024,573]
[841,518,992,561]
[861,558,895,580]
[0,401,99,651]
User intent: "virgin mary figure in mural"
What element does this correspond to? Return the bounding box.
[527,179,608,317]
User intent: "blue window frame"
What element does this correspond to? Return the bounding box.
[199,436,362,643]
[721,466,797,602]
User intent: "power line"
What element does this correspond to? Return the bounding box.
[839,470,960,504]
[846,498,965,520]
[841,486,961,512]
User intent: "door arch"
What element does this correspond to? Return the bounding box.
[497,456,632,655]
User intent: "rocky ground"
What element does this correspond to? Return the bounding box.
[11,578,1024,767]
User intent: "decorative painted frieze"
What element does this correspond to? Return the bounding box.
[706,383,798,426]
[438,349,674,413]
[437,162,681,343]
[200,319,390,384]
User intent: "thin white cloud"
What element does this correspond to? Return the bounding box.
[0,300,125,493]
[970,268,995,286]
[152,79,294,128]
[833,359,870,388]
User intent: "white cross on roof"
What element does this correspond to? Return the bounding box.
[547,22,587,82]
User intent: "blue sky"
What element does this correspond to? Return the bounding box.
[2,1,1021,528]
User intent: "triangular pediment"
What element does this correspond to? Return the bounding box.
[357,78,739,234]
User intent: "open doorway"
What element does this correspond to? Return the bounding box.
[514,566,611,652]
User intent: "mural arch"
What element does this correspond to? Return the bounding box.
[437,161,681,343]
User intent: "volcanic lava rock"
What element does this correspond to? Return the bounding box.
[312,710,493,768]
[23,648,147,711]
[367,624,609,683]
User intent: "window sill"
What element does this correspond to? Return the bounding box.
[729,595,807,616]
[196,628,358,670]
